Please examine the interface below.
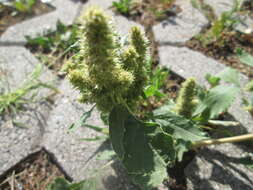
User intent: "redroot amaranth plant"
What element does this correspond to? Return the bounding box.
[65,7,253,190]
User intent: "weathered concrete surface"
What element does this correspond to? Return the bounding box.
[0,104,51,175]
[205,0,235,17]
[0,46,55,89]
[186,144,253,190]
[0,47,55,175]
[153,0,208,44]
[81,1,144,36]
[158,45,253,189]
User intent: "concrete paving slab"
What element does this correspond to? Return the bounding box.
[205,0,235,17]
[81,1,144,36]
[0,103,51,175]
[153,0,208,44]
[0,45,56,175]
[186,144,253,190]
[0,46,55,90]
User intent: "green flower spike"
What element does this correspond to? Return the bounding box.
[64,7,149,113]
[175,78,197,119]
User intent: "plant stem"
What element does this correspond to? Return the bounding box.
[207,120,240,127]
[192,133,253,149]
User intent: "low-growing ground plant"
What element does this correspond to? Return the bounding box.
[191,0,243,46]
[0,64,57,119]
[26,21,79,74]
[112,0,178,24]
[188,0,253,77]
[112,0,132,15]
[63,6,253,190]
[0,0,37,15]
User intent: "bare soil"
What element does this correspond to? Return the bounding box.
[0,149,70,190]
[186,1,253,78]
[186,30,253,78]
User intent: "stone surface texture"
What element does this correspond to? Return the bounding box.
[186,144,253,190]
[205,0,235,17]
[153,0,208,44]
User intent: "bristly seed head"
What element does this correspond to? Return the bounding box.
[64,7,150,113]
[175,78,197,119]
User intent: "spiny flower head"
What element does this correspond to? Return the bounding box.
[64,7,149,113]
[175,78,197,119]
[130,26,149,57]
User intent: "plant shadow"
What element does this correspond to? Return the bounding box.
[84,139,141,190]
[185,113,253,190]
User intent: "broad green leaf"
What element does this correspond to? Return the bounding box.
[154,111,207,142]
[108,106,126,160]
[109,106,167,189]
[205,73,220,87]
[216,68,240,87]
[144,85,157,97]
[152,100,175,117]
[150,132,176,164]
[194,85,239,119]
[14,2,27,12]
[237,51,253,67]
[144,85,166,98]
[154,111,206,162]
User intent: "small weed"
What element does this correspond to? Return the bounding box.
[0,64,57,118]
[112,0,178,24]
[13,0,36,14]
[26,21,79,73]
[0,0,37,15]
[192,0,242,46]
[112,0,132,15]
